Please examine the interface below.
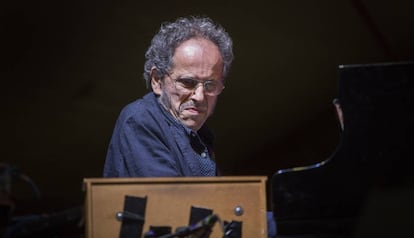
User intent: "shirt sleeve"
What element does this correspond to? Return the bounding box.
[103,107,181,177]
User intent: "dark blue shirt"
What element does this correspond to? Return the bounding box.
[103,92,217,177]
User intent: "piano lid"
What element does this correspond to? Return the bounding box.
[271,61,414,236]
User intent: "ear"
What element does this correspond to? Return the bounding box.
[150,66,162,95]
[333,98,344,131]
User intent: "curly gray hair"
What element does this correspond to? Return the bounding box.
[143,16,234,89]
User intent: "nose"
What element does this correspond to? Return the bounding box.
[190,84,205,101]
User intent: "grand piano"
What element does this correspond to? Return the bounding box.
[271,61,414,237]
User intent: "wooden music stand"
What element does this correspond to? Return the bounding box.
[83,176,268,238]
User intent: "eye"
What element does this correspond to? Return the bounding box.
[204,81,218,91]
[177,78,198,88]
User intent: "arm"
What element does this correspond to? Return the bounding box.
[103,107,182,177]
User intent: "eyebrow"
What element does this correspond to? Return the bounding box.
[176,75,219,82]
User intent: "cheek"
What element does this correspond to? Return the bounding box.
[174,93,191,110]
[207,97,218,113]
[161,85,185,110]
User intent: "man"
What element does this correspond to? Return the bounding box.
[103,16,234,177]
[102,17,278,238]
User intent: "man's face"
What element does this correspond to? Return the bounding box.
[151,38,224,131]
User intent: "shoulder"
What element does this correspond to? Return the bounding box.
[115,92,166,131]
[118,93,158,120]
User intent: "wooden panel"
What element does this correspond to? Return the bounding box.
[83,176,267,238]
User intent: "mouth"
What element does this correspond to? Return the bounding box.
[184,107,206,114]
[184,107,201,114]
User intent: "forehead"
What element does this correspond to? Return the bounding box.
[171,38,223,78]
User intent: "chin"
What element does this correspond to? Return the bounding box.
[185,123,201,131]
[183,121,202,131]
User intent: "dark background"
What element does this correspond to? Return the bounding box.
[2,0,413,217]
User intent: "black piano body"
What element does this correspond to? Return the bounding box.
[271,61,414,237]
